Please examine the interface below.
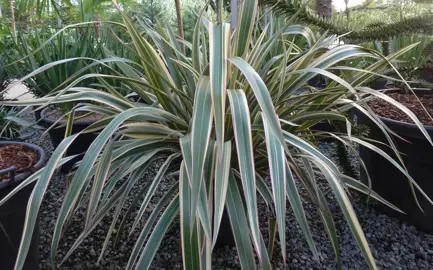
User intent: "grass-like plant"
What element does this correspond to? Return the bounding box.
[2,1,433,269]
[4,27,104,99]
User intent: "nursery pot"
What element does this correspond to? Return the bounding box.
[358,111,433,232]
[311,109,355,142]
[33,106,43,122]
[40,107,99,173]
[0,141,46,270]
[311,121,337,143]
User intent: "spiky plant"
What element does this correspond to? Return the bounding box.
[4,26,104,99]
[2,1,432,270]
[261,0,433,42]
[0,108,21,139]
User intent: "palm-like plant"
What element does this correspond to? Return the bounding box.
[2,1,433,269]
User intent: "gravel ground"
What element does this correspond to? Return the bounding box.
[18,113,433,270]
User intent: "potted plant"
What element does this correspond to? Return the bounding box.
[2,2,431,269]
[39,105,103,172]
[358,88,433,231]
[4,28,109,172]
[0,141,46,270]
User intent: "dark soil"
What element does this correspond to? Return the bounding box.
[44,107,102,123]
[0,144,38,180]
[369,92,433,126]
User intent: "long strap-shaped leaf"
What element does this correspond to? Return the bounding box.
[292,164,341,267]
[233,0,258,58]
[226,173,256,270]
[129,153,180,233]
[14,134,79,270]
[50,107,180,265]
[283,131,377,269]
[190,77,213,227]
[0,156,76,208]
[84,138,114,228]
[312,159,377,270]
[262,115,288,261]
[227,89,261,258]
[212,141,232,248]
[180,162,201,270]
[229,57,288,154]
[209,22,230,164]
[134,196,180,270]
[125,184,179,269]
[285,160,318,259]
[96,159,155,264]
[180,135,212,243]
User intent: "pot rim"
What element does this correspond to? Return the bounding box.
[0,141,46,190]
[378,115,433,132]
[357,109,433,140]
[40,107,99,126]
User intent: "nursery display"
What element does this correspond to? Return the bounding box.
[1,0,433,269]
[4,1,433,269]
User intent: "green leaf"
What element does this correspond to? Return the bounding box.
[229,57,287,153]
[234,0,258,57]
[359,87,433,146]
[126,184,179,269]
[267,217,277,258]
[311,158,377,269]
[130,153,180,233]
[190,76,213,227]
[85,138,114,228]
[179,162,201,270]
[262,114,287,260]
[227,89,261,257]
[226,173,257,270]
[285,160,318,259]
[349,136,433,206]
[283,25,316,47]
[341,175,404,214]
[134,196,180,269]
[181,135,212,242]
[212,141,232,248]
[209,22,230,165]
[15,134,80,270]
[50,107,182,265]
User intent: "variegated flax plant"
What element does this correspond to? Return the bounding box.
[1,0,433,269]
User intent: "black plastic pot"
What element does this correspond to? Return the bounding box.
[40,107,99,173]
[0,141,46,270]
[413,68,433,84]
[358,111,433,232]
[214,209,235,248]
[307,74,327,89]
[311,109,355,142]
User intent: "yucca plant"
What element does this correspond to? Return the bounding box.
[2,1,433,269]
